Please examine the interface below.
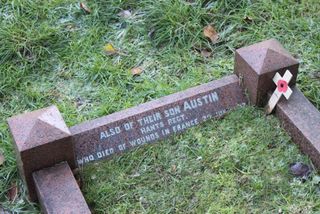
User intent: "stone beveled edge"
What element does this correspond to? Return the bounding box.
[236,38,298,75]
[7,105,71,152]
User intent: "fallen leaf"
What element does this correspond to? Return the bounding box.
[0,151,4,166]
[118,10,132,18]
[7,184,18,201]
[203,25,219,43]
[243,16,253,23]
[103,43,118,55]
[200,49,212,58]
[80,2,91,13]
[131,67,143,75]
[289,162,312,178]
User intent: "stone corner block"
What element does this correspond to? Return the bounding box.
[234,38,299,107]
[7,105,76,201]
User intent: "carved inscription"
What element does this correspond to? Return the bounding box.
[71,75,247,166]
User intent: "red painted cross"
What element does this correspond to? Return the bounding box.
[266,70,293,114]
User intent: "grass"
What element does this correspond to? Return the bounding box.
[0,0,319,213]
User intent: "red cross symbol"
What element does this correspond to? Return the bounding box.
[266,70,293,114]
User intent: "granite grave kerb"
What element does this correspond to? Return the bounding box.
[7,73,248,212]
[6,38,320,214]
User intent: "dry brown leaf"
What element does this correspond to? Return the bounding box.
[0,152,4,166]
[80,2,91,13]
[203,25,219,43]
[118,10,132,18]
[201,49,212,58]
[131,67,143,75]
[7,184,18,201]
